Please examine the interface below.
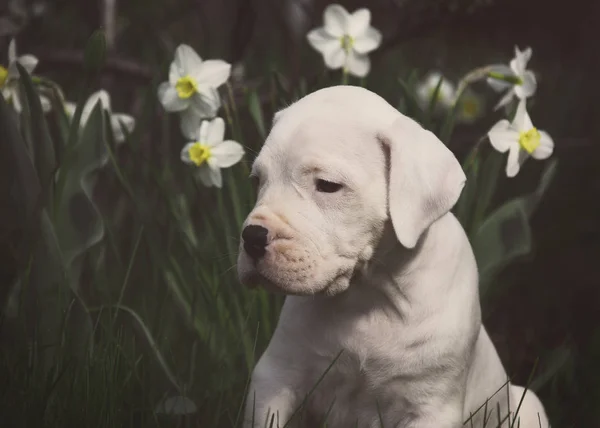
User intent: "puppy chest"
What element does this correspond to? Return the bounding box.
[302,350,418,427]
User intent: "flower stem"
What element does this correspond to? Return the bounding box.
[452,66,493,108]
[341,69,349,85]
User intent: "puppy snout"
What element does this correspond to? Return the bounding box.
[242,225,269,260]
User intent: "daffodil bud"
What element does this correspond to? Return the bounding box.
[84,29,107,73]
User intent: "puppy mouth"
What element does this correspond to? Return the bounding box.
[240,256,357,297]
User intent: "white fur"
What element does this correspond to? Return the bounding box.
[237,85,549,428]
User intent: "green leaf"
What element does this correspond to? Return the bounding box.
[397,75,421,121]
[27,210,93,373]
[472,198,532,297]
[524,158,558,217]
[471,150,504,233]
[529,345,572,392]
[0,96,42,310]
[473,158,558,297]
[83,29,107,73]
[53,102,107,280]
[454,152,480,231]
[0,95,91,372]
[438,93,462,143]
[426,75,445,121]
[247,89,266,140]
[271,70,292,105]
[16,62,56,204]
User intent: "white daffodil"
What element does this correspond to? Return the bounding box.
[415,71,456,110]
[158,44,231,138]
[456,90,485,124]
[1,38,50,113]
[487,46,537,110]
[65,90,135,143]
[306,4,382,78]
[180,117,245,188]
[487,100,553,177]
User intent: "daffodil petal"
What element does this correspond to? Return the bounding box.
[8,39,16,63]
[64,101,76,117]
[206,117,226,146]
[198,119,211,142]
[181,142,196,164]
[506,145,528,178]
[493,89,515,111]
[193,60,231,88]
[324,47,346,70]
[323,4,349,37]
[158,82,188,112]
[210,140,245,168]
[197,165,214,187]
[204,162,223,188]
[415,85,430,109]
[169,61,181,85]
[191,86,221,118]
[510,46,532,75]
[346,50,370,78]
[417,71,454,107]
[40,94,51,113]
[488,119,517,153]
[513,70,537,99]
[512,99,533,132]
[111,113,135,143]
[347,9,370,37]
[531,130,554,160]
[180,108,203,141]
[17,54,38,74]
[486,64,514,92]
[352,27,382,54]
[173,44,203,75]
[79,91,109,127]
[7,63,19,79]
[307,28,340,59]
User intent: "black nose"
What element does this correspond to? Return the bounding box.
[242,225,269,260]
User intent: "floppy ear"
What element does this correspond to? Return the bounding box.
[379,116,466,249]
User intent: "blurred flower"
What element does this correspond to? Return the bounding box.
[307,4,381,78]
[181,117,245,188]
[487,100,553,177]
[158,44,231,138]
[230,62,245,84]
[456,90,485,124]
[1,38,50,113]
[415,71,456,110]
[486,46,537,110]
[65,90,135,143]
[155,396,197,416]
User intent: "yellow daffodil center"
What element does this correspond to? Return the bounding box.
[175,75,198,99]
[340,35,354,53]
[189,142,211,166]
[518,127,541,154]
[0,66,8,88]
[462,98,479,117]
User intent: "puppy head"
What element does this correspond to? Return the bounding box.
[237,86,465,296]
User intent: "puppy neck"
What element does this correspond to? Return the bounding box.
[349,214,465,312]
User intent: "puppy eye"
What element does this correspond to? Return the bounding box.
[316,179,343,193]
[250,174,260,190]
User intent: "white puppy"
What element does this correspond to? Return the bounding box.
[237,85,549,428]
